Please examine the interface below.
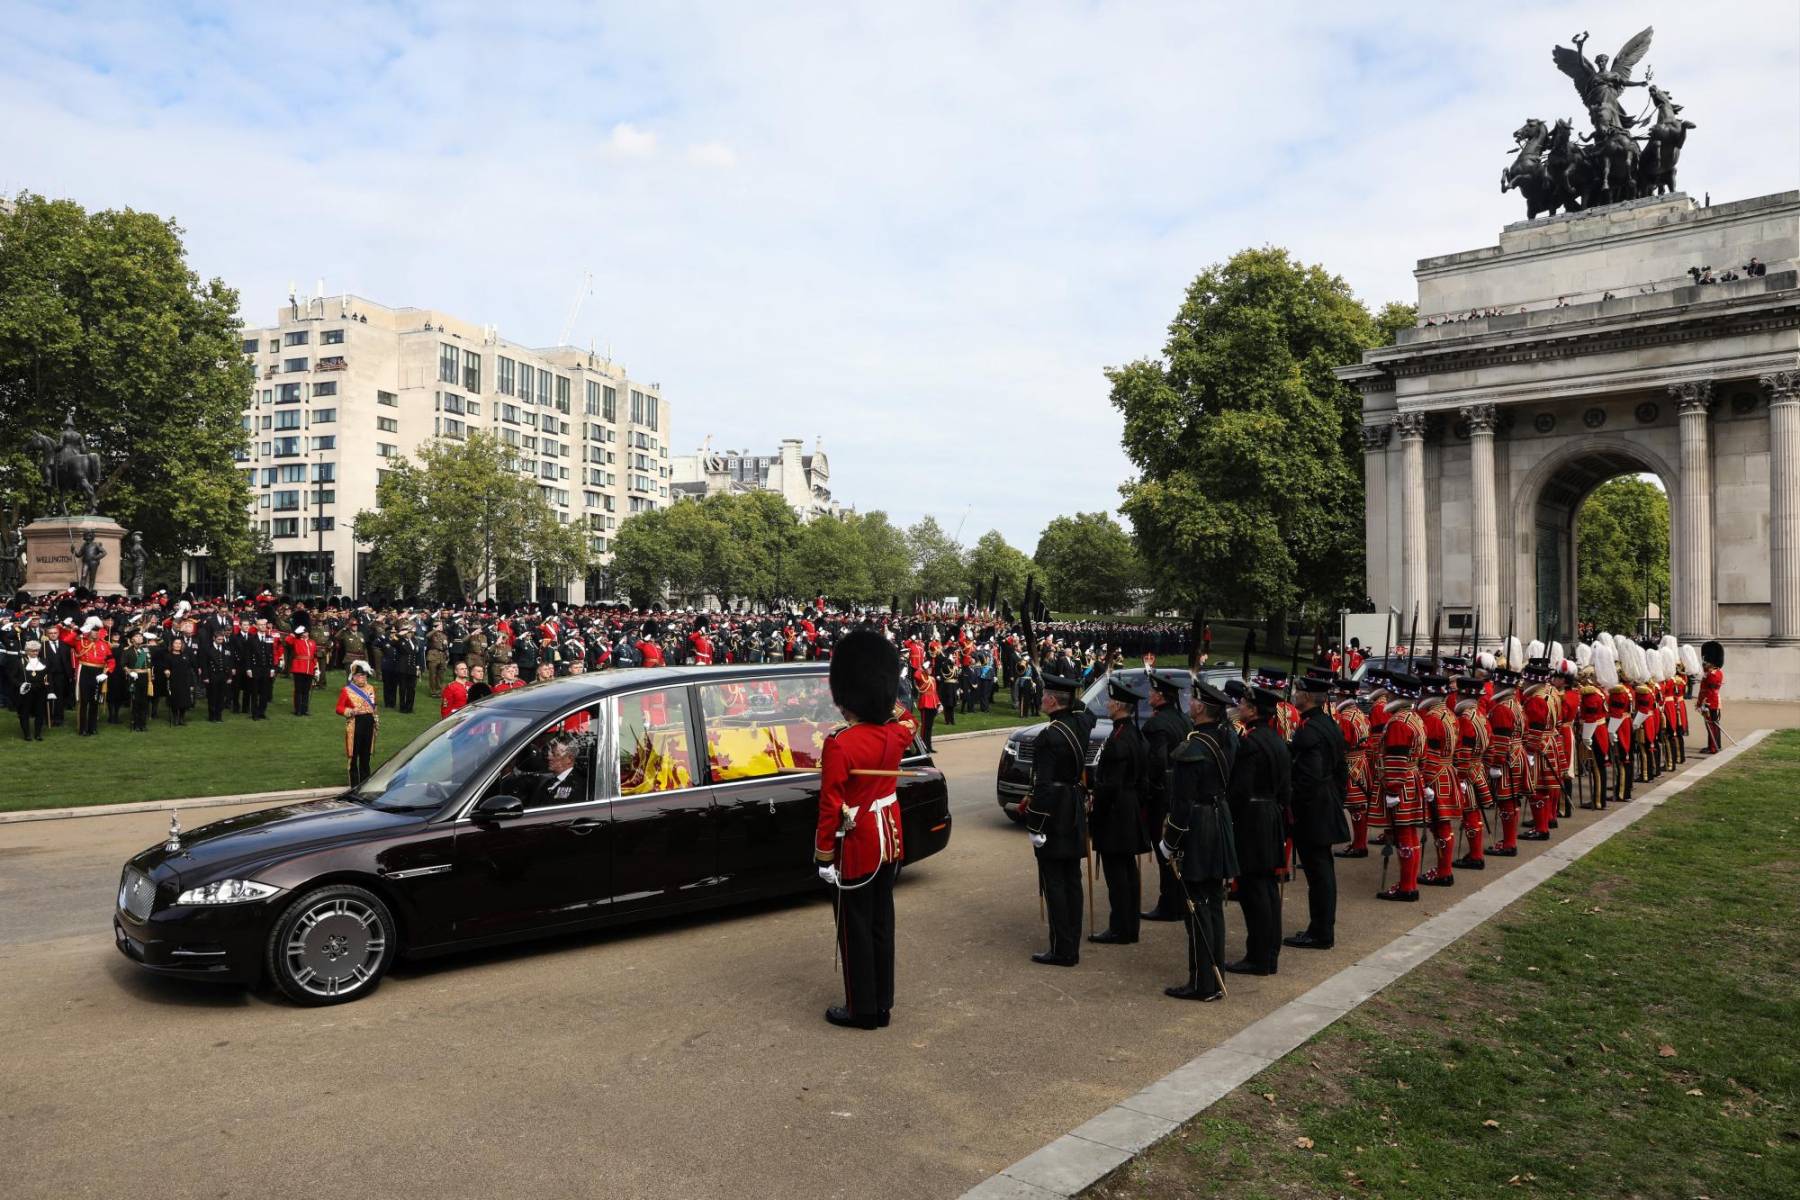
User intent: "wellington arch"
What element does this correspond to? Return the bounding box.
[1339,189,1800,698]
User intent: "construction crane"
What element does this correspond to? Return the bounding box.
[557,270,593,347]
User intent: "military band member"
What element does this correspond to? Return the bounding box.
[336,661,380,786]
[1161,680,1238,1001]
[1089,677,1149,945]
[1140,673,1192,921]
[812,630,916,1030]
[1698,641,1724,754]
[1226,686,1290,972]
[1022,672,1092,967]
[1285,674,1350,948]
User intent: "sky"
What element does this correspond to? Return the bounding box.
[2,1,1794,550]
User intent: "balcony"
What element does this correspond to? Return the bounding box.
[317,356,348,371]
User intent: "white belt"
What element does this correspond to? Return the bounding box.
[849,794,900,863]
[1580,720,1600,740]
[1633,712,1649,728]
[1607,717,1624,736]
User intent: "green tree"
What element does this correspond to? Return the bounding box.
[964,529,1034,611]
[853,511,914,603]
[352,431,588,599]
[1032,512,1141,613]
[790,514,870,602]
[0,193,257,576]
[1110,247,1404,624]
[1577,477,1670,633]
[907,516,965,602]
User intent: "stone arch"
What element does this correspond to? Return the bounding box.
[1509,432,1682,641]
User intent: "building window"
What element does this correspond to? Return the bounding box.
[312,381,337,397]
[523,435,539,454]
[321,328,345,345]
[273,436,301,457]
[463,349,481,393]
[241,337,260,354]
[501,428,520,447]
[313,463,336,482]
[312,408,336,423]
[274,410,302,431]
[284,357,309,373]
[518,364,534,404]
[537,370,551,407]
[311,436,336,451]
[555,375,571,413]
[376,443,398,458]
[602,386,617,422]
[442,417,466,440]
[311,517,335,532]
[273,490,301,511]
[277,383,302,403]
[313,489,336,505]
[268,339,279,353]
[585,380,601,416]
[259,415,273,431]
[378,390,398,407]
[284,330,310,346]
[439,343,459,385]
[278,464,306,483]
[272,518,300,538]
[376,417,398,434]
[466,399,481,417]
[316,355,346,371]
[497,356,515,396]
[260,468,277,485]
[441,391,465,415]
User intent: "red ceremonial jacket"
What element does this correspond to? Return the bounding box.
[814,714,918,879]
[635,639,665,668]
[689,632,714,665]
[1698,668,1723,712]
[286,636,319,677]
[440,680,469,717]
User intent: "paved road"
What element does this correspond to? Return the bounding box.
[2,705,1790,1200]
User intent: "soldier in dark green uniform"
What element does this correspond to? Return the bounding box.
[425,622,448,697]
[1284,674,1351,950]
[1089,677,1149,944]
[1162,680,1238,1000]
[1021,672,1092,967]
[1140,673,1192,922]
[1225,685,1291,976]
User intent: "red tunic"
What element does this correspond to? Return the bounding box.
[1417,700,1460,823]
[1335,702,1371,813]
[1379,706,1427,828]
[491,679,526,695]
[814,716,918,879]
[440,680,469,717]
[1454,703,1492,811]
[286,636,319,677]
[635,639,665,668]
[1698,667,1723,712]
[689,632,714,665]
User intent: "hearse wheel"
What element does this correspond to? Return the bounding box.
[266,884,396,1006]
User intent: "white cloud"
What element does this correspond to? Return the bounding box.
[608,122,657,157]
[687,142,737,168]
[0,2,1794,552]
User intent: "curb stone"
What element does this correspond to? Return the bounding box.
[956,730,1773,1199]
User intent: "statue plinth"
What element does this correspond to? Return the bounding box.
[23,516,127,596]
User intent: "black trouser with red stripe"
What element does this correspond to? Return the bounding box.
[837,862,897,1019]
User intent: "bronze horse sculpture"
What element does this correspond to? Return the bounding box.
[1501,119,1565,220]
[1637,83,1695,196]
[25,426,103,515]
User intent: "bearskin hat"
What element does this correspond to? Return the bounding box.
[828,628,900,723]
[1701,639,1725,668]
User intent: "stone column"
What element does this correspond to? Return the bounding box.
[1763,369,1800,640]
[1461,402,1499,640]
[1395,412,1430,627]
[1361,421,1392,607]
[1670,381,1715,640]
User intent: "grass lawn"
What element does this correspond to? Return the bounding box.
[0,690,443,811]
[1087,730,1800,1200]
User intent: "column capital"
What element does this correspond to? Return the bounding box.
[1668,378,1715,415]
[1393,411,1429,441]
[1361,422,1393,452]
[1761,368,1800,407]
[1459,402,1498,433]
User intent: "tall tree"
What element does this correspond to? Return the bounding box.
[1577,477,1670,633]
[854,510,915,601]
[964,529,1034,611]
[1033,512,1141,614]
[352,431,588,599]
[0,193,258,575]
[907,515,965,602]
[1109,247,1406,621]
[790,514,870,602]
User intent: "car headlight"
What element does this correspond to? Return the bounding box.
[1001,742,1015,756]
[176,879,281,905]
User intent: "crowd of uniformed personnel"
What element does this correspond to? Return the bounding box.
[1017,628,1723,1002]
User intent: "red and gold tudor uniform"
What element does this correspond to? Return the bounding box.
[1332,677,1373,859]
[1519,660,1563,841]
[1376,674,1427,902]
[1450,676,1490,870]
[1414,676,1461,887]
[1483,670,1531,855]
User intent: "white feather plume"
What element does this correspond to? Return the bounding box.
[1659,633,1679,654]
[1549,640,1565,665]
[1575,642,1593,667]
[1504,636,1524,668]
[1680,644,1701,675]
[1477,651,1497,670]
[1618,639,1646,683]
[1592,642,1619,688]
[1526,638,1545,661]
[1597,631,1616,651]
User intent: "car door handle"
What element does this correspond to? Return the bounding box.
[570,818,605,834]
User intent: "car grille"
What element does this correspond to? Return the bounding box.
[1013,740,1101,767]
[120,867,155,921]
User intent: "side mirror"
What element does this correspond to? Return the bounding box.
[474,793,525,821]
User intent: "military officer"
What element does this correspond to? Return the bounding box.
[1285,674,1350,949]
[1089,677,1150,945]
[1698,641,1724,753]
[425,622,448,696]
[1225,685,1290,973]
[1161,680,1238,1001]
[1140,672,1192,922]
[1021,671,1092,967]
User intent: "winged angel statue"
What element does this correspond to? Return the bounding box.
[1553,27,1655,137]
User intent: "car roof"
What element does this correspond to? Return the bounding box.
[466,662,831,715]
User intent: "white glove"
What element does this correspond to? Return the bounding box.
[1424,787,1436,803]
[129,671,139,682]
[96,672,108,683]
[1158,840,1174,861]
[817,865,838,886]
[1526,754,1536,767]
[47,693,56,701]
[1029,833,1048,849]
[1487,767,1502,780]
[1384,793,1401,809]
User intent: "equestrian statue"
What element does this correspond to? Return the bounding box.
[24,414,104,515]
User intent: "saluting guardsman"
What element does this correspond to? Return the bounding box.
[1022,671,1093,967]
[1089,676,1150,945]
[1284,673,1350,950]
[1225,686,1291,974]
[812,630,918,1030]
[1161,680,1239,1001]
[287,625,320,716]
[336,660,380,786]
[1139,671,1192,922]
